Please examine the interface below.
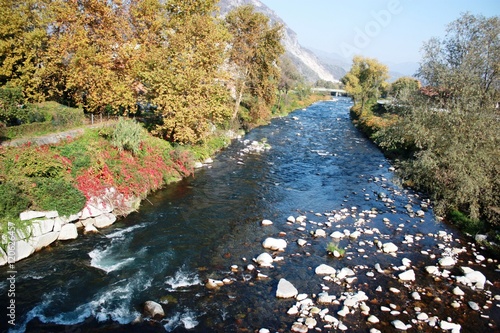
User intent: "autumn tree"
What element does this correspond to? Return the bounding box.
[137,0,232,144]
[379,13,500,224]
[225,5,284,124]
[43,0,138,115]
[342,56,389,109]
[0,0,51,102]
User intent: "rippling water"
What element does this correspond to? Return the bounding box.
[1,98,499,333]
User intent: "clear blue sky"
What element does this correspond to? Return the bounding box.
[260,0,500,64]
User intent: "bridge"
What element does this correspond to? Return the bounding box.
[311,88,348,97]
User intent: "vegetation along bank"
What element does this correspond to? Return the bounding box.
[342,13,500,252]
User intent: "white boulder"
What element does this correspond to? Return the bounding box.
[93,213,117,229]
[382,242,398,253]
[398,269,416,281]
[315,264,336,275]
[255,253,274,267]
[276,278,298,298]
[262,237,287,251]
[58,223,78,240]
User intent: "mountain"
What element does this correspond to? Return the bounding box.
[310,48,420,82]
[217,0,339,83]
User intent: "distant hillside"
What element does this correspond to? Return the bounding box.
[217,0,339,83]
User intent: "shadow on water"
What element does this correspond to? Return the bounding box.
[1,98,499,333]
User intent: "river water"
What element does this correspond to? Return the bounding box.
[1,98,499,333]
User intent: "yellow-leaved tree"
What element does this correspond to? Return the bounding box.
[225,5,284,125]
[136,0,232,144]
[342,56,389,109]
[44,0,138,115]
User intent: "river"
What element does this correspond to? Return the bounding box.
[1,98,499,333]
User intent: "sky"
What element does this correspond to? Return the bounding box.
[260,0,500,65]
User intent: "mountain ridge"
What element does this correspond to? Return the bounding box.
[217,0,340,83]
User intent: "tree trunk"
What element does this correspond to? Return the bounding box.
[232,83,245,121]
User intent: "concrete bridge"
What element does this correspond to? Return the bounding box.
[311,88,348,97]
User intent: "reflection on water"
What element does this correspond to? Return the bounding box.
[1,98,499,332]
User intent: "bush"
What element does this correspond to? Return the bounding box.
[111,118,148,155]
[31,178,86,217]
[0,182,30,219]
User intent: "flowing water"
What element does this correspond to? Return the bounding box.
[1,99,499,333]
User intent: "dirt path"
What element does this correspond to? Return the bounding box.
[0,120,117,148]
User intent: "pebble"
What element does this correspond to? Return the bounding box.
[452,286,465,296]
[411,291,422,301]
[468,301,480,311]
[392,320,408,330]
[261,219,273,226]
[417,312,429,321]
[367,315,379,323]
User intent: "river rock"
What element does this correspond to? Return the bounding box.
[392,320,408,330]
[438,256,456,267]
[297,239,307,247]
[143,300,164,319]
[440,321,461,331]
[317,292,335,304]
[330,231,345,239]
[314,229,327,237]
[255,253,274,267]
[464,270,486,289]
[398,269,416,281]
[205,278,224,289]
[382,242,398,253]
[276,278,298,298]
[456,268,487,289]
[291,323,308,333]
[452,287,464,296]
[315,264,336,275]
[58,223,78,240]
[367,315,380,323]
[262,237,287,251]
[261,219,273,226]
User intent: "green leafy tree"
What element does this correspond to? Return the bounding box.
[380,13,500,224]
[225,5,285,124]
[342,56,389,109]
[390,76,421,100]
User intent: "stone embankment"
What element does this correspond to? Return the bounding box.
[0,187,140,265]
